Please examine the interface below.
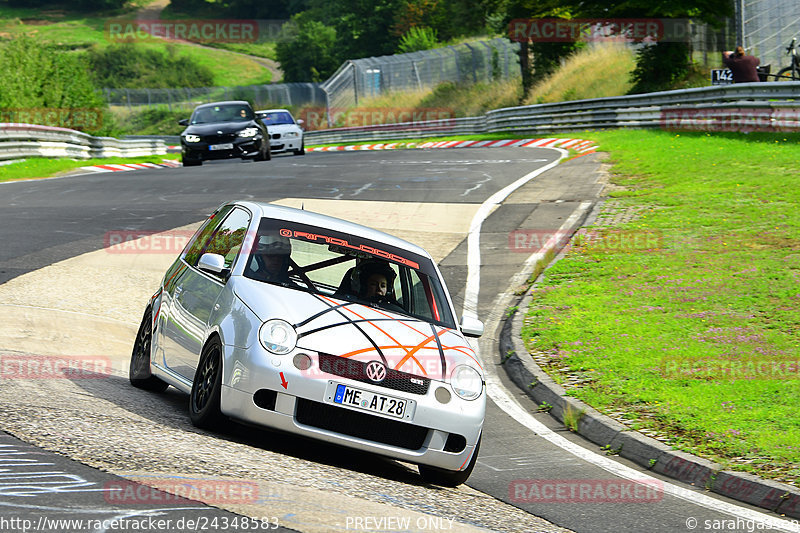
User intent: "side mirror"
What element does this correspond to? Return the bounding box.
[460,316,484,338]
[198,253,227,275]
[178,118,189,126]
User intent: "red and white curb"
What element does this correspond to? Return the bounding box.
[79,160,182,173]
[310,138,597,153]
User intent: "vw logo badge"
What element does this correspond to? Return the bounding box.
[365,361,387,383]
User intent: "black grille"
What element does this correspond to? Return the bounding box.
[271,133,281,139]
[202,133,236,144]
[318,353,430,395]
[295,398,428,450]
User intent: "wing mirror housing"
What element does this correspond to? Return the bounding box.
[198,253,228,276]
[178,118,189,126]
[460,316,484,338]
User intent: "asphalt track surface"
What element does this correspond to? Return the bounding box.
[1,149,798,533]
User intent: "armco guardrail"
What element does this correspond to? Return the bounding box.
[0,123,167,162]
[305,82,800,144]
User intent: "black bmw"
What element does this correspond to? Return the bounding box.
[179,101,270,166]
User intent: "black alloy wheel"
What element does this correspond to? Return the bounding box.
[129,308,169,392]
[189,337,226,429]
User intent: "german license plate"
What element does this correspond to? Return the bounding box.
[333,383,409,418]
[209,143,233,151]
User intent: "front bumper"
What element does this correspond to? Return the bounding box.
[268,133,302,153]
[219,344,484,471]
[182,136,264,161]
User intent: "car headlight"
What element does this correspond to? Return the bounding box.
[450,365,483,401]
[259,319,297,355]
[284,131,299,138]
[238,127,260,138]
[184,134,201,143]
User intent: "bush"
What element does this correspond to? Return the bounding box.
[0,35,106,134]
[87,44,215,89]
[114,107,189,136]
[629,42,691,94]
[397,26,439,54]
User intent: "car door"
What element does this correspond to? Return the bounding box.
[152,206,231,371]
[161,206,251,381]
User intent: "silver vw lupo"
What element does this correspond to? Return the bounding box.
[130,201,485,486]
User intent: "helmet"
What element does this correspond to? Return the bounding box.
[255,235,291,255]
[351,260,397,296]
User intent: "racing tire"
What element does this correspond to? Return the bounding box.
[182,158,202,167]
[189,337,226,429]
[129,309,169,392]
[293,142,305,156]
[418,434,481,487]
[775,67,799,81]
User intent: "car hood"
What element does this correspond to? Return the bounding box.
[182,121,258,136]
[233,277,481,381]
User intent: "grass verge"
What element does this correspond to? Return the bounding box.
[521,129,800,486]
[0,154,180,183]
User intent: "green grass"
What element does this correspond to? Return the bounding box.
[0,7,273,86]
[522,129,800,485]
[0,154,180,182]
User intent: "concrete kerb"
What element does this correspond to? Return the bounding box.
[499,204,800,521]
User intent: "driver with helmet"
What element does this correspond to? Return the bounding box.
[249,234,293,284]
[350,259,403,312]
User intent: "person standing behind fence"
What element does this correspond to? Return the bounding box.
[722,46,761,83]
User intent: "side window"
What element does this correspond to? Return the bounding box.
[183,206,233,267]
[408,269,433,320]
[202,208,251,271]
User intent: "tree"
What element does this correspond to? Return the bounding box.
[223,0,310,20]
[501,0,579,99]
[275,13,340,83]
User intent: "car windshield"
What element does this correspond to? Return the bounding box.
[243,218,456,329]
[260,112,295,125]
[191,105,254,124]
